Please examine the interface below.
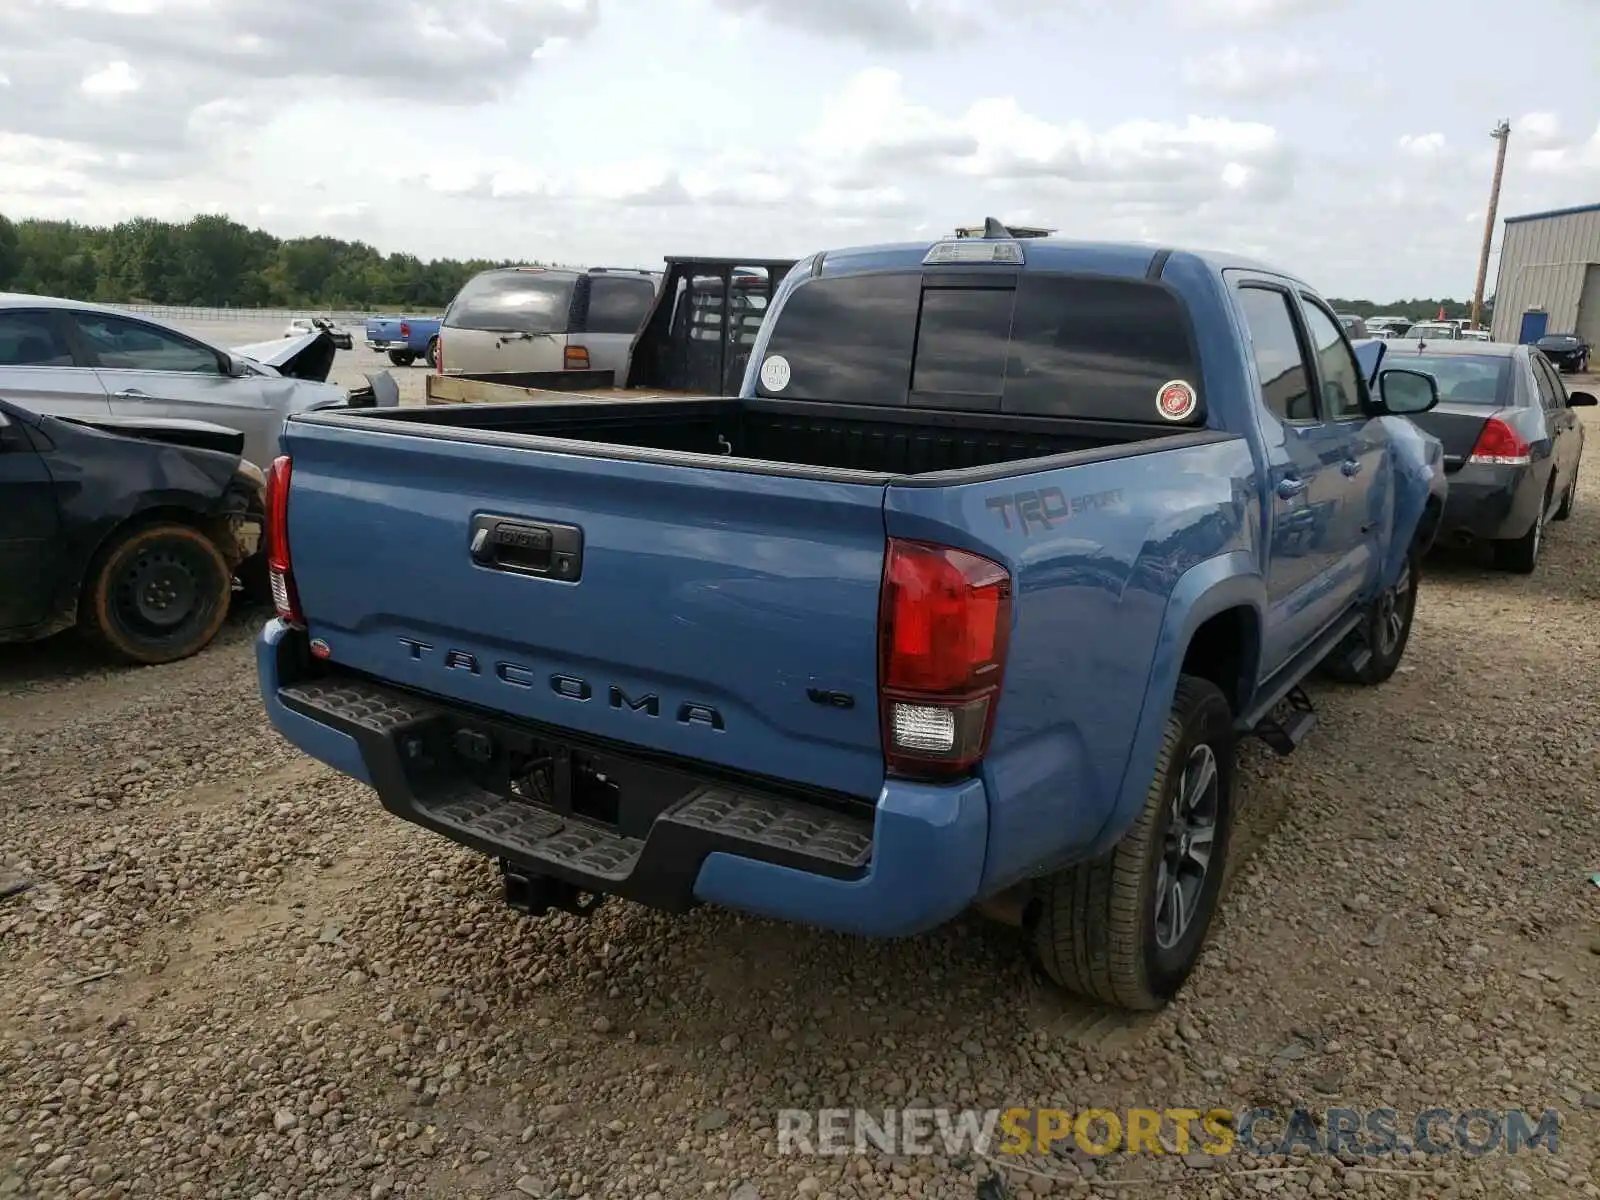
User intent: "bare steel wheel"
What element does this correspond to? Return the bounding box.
[82,523,232,665]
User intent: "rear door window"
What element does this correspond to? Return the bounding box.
[0,310,76,367]
[754,268,1201,420]
[447,271,576,333]
[584,276,657,335]
[1236,287,1316,422]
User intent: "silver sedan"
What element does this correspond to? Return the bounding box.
[0,294,392,471]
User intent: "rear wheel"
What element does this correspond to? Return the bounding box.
[388,350,417,367]
[81,523,232,665]
[425,337,439,369]
[1321,550,1418,685]
[1493,485,1550,573]
[1029,675,1234,1011]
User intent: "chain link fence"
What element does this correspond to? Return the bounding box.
[112,304,383,324]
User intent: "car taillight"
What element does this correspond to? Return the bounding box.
[400,322,410,338]
[878,539,1012,780]
[1468,418,1531,466]
[265,455,304,626]
[564,345,590,370]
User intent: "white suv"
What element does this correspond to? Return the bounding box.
[438,267,660,379]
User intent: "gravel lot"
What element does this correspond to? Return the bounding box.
[3,391,1599,1200]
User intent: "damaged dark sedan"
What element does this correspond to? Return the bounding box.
[0,399,266,664]
[1380,339,1596,573]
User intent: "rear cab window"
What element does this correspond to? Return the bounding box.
[445,270,577,333]
[753,268,1205,423]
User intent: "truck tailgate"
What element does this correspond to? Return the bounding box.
[280,420,889,799]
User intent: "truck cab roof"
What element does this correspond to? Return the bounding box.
[809,236,1294,288]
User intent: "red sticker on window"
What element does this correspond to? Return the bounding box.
[1157,380,1197,421]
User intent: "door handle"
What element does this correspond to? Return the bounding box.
[1276,477,1308,498]
[113,388,147,399]
[1341,459,1362,476]
[468,515,583,581]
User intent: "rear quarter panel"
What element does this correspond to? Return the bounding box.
[884,434,1262,895]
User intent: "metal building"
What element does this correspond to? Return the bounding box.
[1489,201,1600,345]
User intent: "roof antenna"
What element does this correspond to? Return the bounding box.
[983,216,1009,239]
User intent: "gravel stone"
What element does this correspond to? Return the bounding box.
[4,399,1600,1198]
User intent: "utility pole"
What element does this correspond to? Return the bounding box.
[1471,119,1511,332]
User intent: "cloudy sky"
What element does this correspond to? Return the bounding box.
[1,0,1597,299]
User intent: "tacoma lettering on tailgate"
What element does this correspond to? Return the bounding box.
[396,637,726,730]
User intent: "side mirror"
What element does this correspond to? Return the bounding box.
[218,353,248,378]
[1376,367,1439,415]
[1567,390,1598,407]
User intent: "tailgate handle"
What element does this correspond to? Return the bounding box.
[469,515,583,582]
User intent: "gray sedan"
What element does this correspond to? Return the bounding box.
[1381,339,1597,573]
[0,294,392,472]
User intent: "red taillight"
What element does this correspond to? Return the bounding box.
[1468,417,1531,466]
[878,539,1012,780]
[564,345,590,370]
[400,322,410,338]
[264,455,303,626]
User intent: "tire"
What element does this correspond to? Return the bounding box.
[425,337,439,369]
[388,350,417,368]
[80,522,232,665]
[1320,549,1419,685]
[1492,483,1551,574]
[1030,675,1235,1011]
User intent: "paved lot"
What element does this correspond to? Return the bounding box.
[2,396,1598,1200]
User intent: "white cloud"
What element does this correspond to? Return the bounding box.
[1518,112,1562,148]
[1397,132,1446,157]
[1526,121,1600,177]
[1,0,1598,303]
[1180,45,1321,96]
[81,60,139,97]
[806,70,1292,204]
[1180,0,1335,27]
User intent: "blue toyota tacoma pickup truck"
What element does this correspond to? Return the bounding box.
[256,225,1447,1010]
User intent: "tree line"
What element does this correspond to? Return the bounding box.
[0,209,1489,318]
[0,211,544,312]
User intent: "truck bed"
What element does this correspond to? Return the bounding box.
[342,395,1218,480]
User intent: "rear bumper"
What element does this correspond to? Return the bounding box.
[366,340,410,352]
[255,619,987,937]
[1437,462,1538,541]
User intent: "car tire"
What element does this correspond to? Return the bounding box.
[388,351,417,368]
[1321,549,1419,685]
[1029,675,1234,1012]
[81,522,233,665]
[1492,484,1550,574]
[426,337,439,369]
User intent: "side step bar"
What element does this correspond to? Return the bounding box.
[1251,685,1316,756]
